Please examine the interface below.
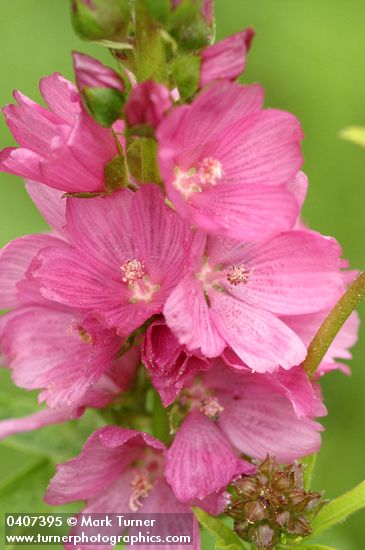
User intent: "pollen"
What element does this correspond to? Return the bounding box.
[200,396,224,420]
[77,326,93,344]
[129,468,154,512]
[198,157,224,186]
[226,265,250,286]
[120,259,145,284]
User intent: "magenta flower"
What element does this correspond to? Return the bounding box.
[164,360,325,504]
[157,81,304,240]
[0,73,121,193]
[200,28,255,88]
[125,81,172,129]
[30,185,191,336]
[164,230,344,372]
[73,52,124,93]
[45,426,203,549]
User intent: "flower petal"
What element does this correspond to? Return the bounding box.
[210,291,307,372]
[165,409,254,502]
[164,275,225,358]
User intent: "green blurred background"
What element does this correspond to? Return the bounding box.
[0,1,364,548]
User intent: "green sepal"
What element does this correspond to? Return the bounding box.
[127,137,162,184]
[310,479,365,536]
[63,192,105,198]
[104,152,129,192]
[82,87,125,127]
[168,0,212,51]
[171,53,201,99]
[70,0,131,43]
[144,0,171,24]
[193,508,249,550]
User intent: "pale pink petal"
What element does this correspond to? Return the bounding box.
[0,233,65,308]
[65,188,134,267]
[31,245,126,309]
[165,410,254,502]
[225,230,344,315]
[200,28,254,87]
[0,147,43,181]
[132,184,191,285]
[207,109,303,187]
[164,275,225,358]
[157,82,264,173]
[210,291,307,372]
[1,306,121,408]
[287,171,308,211]
[25,180,66,234]
[39,73,80,123]
[217,380,323,463]
[189,183,299,240]
[0,406,79,440]
[46,427,165,505]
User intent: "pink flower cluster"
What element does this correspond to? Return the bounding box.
[0,28,359,550]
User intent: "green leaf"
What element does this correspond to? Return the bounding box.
[296,545,339,550]
[82,87,125,127]
[0,405,105,462]
[302,454,317,490]
[311,480,365,536]
[193,507,249,550]
[104,152,129,192]
[171,53,201,99]
[339,126,365,148]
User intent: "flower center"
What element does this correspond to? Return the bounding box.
[200,396,225,420]
[128,468,155,512]
[173,157,224,199]
[77,325,93,344]
[120,258,160,303]
[120,259,146,284]
[198,157,224,185]
[226,265,250,286]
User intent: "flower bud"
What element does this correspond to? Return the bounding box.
[70,0,131,44]
[169,0,214,51]
[73,52,125,127]
[125,81,172,130]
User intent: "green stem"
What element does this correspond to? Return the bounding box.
[303,270,365,377]
[134,0,167,83]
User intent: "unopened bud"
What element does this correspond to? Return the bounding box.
[71,0,131,44]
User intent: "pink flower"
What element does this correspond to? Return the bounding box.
[165,360,325,504]
[45,426,203,549]
[200,28,255,88]
[30,185,192,337]
[0,345,139,441]
[125,81,172,129]
[0,73,121,193]
[164,230,344,372]
[73,52,124,93]
[142,318,211,406]
[0,305,130,409]
[157,81,304,240]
